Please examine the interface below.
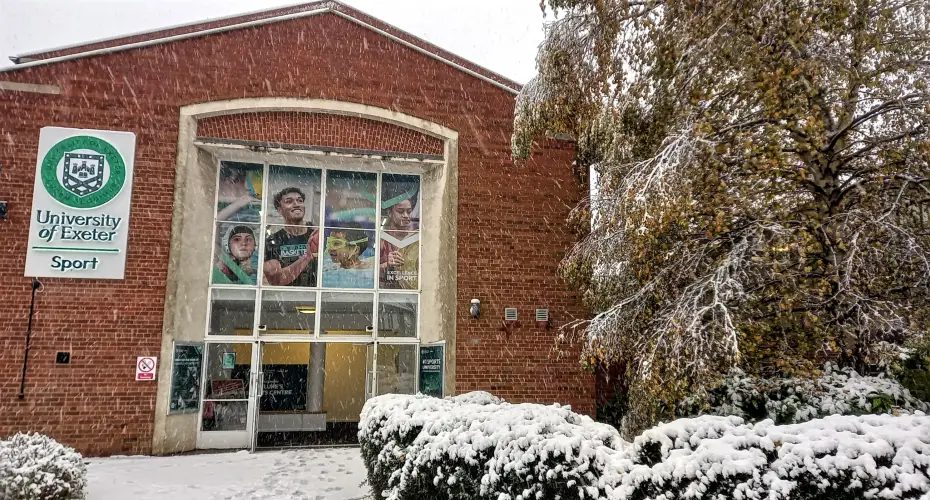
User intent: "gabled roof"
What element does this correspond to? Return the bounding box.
[3,0,521,94]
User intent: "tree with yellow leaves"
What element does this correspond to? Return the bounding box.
[515,0,930,434]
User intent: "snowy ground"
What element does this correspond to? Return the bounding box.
[86,447,370,500]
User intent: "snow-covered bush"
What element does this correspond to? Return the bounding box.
[679,364,930,424]
[361,392,930,500]
[358,392,626,500]
[0,433,87,500]
[607,413,930,500]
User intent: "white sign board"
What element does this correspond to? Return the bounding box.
[25,127,136,279]
[136,356,157,381]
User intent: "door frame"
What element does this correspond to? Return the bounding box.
[196,339,260,450]
[197,338,422,450]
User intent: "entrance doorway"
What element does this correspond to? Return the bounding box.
[254,341,371,447]
[196,340,422,450]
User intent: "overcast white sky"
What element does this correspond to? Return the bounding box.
[0,0,546,83]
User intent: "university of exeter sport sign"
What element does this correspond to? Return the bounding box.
[25,127,136,279]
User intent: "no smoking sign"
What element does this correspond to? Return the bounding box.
[136,356,157,381]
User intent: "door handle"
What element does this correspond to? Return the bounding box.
[257,372,265,397]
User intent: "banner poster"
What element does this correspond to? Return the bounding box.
[322,228,376,288]
[325,170,377,229]
[419,345,444,398]
[380,174,420,289]
[216,161,263,223]
[169,343,203,414]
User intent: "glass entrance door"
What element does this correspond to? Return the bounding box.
[254,341,372,448]
[197,342,258,449]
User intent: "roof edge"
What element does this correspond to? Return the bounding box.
[12,0,325,59]
[4,1,522,94]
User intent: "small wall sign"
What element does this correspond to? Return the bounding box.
[136,356,157,381]
[222,352,236,369]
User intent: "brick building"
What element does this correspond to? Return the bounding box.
[0,1,593,456]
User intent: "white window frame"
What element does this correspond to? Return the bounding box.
[204,157,423,345]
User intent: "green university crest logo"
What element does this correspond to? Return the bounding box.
[41,135,126,209]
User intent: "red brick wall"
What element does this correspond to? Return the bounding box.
[0,12,592,456]
[198,112,444,156]
[21,2,521,93]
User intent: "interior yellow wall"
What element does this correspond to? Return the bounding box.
[230,343,312,364]
[228,342,366,422]
[231,343,253,364]
[262,343,311,363]
[323,344,367,422]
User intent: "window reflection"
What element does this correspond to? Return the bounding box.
[320,292,373,335]
[376,344,417,396]
[208,288,255,336]
[259,290,316,335]
[378,294,417,338]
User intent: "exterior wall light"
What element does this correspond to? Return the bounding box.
[470,299,480,318]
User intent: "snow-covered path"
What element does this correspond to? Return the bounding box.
[86,447,369,500]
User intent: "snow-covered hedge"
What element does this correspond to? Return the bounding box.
[680,364,930,424]
[360,392,930,500]
[0,433,87,500]
[358,391,625,500]
[612,414,930,500]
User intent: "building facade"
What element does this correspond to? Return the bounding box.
[0,1,593,456]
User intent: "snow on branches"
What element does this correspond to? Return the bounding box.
[516,0,930,430]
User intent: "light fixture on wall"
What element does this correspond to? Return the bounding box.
[470,299,480,318]
[295,306,317,314]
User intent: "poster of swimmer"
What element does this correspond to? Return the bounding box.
[216,161,264,223]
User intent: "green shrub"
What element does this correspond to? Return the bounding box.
[679,364,929,424]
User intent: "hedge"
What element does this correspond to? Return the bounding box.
[359,392,930,500]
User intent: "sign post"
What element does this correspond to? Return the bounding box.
[24,127,136,279]
[136,356,157,381]
[419,344,444,398]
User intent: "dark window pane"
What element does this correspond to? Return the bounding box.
[378,294,417,338]
[208,288,255,336]
[320,292,373,336]
[259,290,316,335]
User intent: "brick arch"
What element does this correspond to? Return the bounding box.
[197,111,445,156]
